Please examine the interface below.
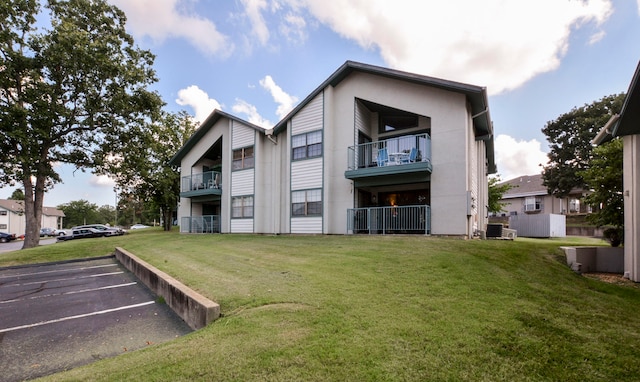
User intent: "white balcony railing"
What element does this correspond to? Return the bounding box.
[347,133,431,171]
[181,171,221,193]
[347,205,431,235]
[180,215,220,233]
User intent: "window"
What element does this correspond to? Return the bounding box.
[569,198,580,213]
[232,146,254,170]
[292,131,322,160]
[524,197,541,212]
[292,189,322,216]
[232,196,254,218]
[0,224,6,229]
[0,211,7,216]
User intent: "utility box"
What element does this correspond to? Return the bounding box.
[509,214,566,238]
[486,223,503,238]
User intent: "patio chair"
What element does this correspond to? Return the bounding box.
[377,148,389,167]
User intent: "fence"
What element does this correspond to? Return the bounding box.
[180,215,221,233]
[347,205,430,235]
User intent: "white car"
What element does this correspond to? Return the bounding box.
[129,224,150,230]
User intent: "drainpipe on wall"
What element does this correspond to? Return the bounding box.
[265,128,277,145]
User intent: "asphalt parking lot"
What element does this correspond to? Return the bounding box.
[0,256,193,382]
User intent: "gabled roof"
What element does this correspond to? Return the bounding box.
[0,199,65,216]
[612,60,640,137]
[500,174,548,199]
[271,60,495,173]
[271,60,493,138]
[593,60,640,144]
[169,109,266,166]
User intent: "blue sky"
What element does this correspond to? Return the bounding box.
[2,0,639,207]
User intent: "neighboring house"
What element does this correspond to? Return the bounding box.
[170,61,496,238]
[495,174,590,217]
[593,60,640,282]
[0,199,65,235]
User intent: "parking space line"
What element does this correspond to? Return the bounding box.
[5,271,125,287]
[0,282,138,304]
[0,301,156,334]
[0,263,119,280]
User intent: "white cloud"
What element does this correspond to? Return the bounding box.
[176,86,222,124]
[108,0,233,57]
[259,75,298,119]
[493,134,549,181]
[280,12,308,44]
[241,0,271,46]
[89,174,116,188]
[293,0,612,94]
[232,99,273,128]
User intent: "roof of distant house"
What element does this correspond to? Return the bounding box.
[0,199,65,217]
[499,174,547,199]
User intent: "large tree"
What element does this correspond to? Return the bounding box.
[541,93,625,198]
[0,0,162,248]
[98,111,197,231]
[580,138,624,245]
[57,199,100,228]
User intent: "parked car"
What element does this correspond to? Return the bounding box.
[57,227,107,241]
[72,224,124,236]
[40,227,58,237]
[129,224,150,230]
[0,232,17,243]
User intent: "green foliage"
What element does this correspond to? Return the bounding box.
[0,0,161,247]
[488,176,513,213]
[580,138,624,244]
[98,111,197,231]
[542,93,625,197]
[8,188,25,200]
[57,199,101,227]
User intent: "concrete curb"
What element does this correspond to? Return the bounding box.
[114,247,220,330]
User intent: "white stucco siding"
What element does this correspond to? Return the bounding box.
[291,158,323,191]
[232,121,256,149]
[231,219,254,233]
[292,94,323,135]
[291,217,323,233]
[231,169,255,196]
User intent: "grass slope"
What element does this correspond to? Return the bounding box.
[3,231,639,381]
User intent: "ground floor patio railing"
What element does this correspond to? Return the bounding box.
[180,215,220,233]
[347,205,430,235]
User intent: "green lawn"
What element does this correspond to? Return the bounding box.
[4,231,639,381]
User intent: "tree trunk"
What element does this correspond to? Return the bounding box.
[21,175,44,249]
[162,207,172,231]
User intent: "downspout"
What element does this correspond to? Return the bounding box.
[592,114,620,145]
[265,128,277,145]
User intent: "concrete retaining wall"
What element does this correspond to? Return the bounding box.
[562,246,624,274]
[114,247,220,330]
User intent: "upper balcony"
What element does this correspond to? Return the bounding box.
[180,170,222,198]
[345,133,432,186]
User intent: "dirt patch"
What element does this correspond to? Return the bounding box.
[583,272,640,288]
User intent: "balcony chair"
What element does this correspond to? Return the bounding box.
[401,147,418,164]
[377,148,389,167]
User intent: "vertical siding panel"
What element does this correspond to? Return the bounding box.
[231,169,255,196]
[291,158,323,190]
[232,121,255,149]
[292,94,323,135]
[291,217,323,233]
[231,219,254,233]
